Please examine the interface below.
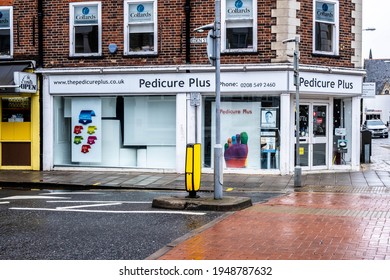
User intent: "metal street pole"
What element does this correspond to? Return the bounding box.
[283,36,301,187]
[293,37,301,187]
[214,0,223,199]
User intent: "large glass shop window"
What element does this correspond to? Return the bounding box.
[333,98,352,165]
[203,96,280,170]
[53,96,176,168]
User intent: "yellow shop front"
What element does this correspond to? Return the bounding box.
[0,61,39,170]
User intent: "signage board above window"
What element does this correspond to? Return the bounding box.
[226,0,253,19]
[316,2,335,22]
[74,5,99,25]
[0,9,10,28]
[128,3,154,23]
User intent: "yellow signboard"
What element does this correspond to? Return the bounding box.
[299,147,305,155]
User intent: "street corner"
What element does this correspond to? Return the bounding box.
[152,195,253,212]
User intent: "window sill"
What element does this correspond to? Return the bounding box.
[222,50,257,55]
[123,53,158,58]
[312,52,340,59]
[68,55,104,60]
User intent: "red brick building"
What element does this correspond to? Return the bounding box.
[1,0,365,174]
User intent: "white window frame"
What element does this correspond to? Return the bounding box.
[124,0,158,55]
[221,0,257,53]
[69,2,102,57]
[313,0,339,55]
[0,7,13,58]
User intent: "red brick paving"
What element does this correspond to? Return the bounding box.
[158,193,390,260]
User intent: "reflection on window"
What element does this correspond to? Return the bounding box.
[75,26,99,53]
[129,31,154,52]
[313,105,327,137]
[315,23,333,52]
[0,30,10,55]
[298,105,309,137]
[226,27,253,49]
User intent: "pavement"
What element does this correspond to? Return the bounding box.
[1,167,390,260]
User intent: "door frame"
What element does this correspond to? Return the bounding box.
[294,100,331,171]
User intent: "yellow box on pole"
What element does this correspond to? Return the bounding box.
[185,143,201,197]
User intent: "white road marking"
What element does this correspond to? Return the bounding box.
[41,192,105,195]
[0,196,70,200]
[57,202,123,209]
[10,207,206,215]
[47,200,151,204]
[0,201,10,204]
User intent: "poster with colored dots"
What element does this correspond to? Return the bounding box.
[71,98,102,162]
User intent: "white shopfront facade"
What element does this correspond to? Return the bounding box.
[40,64,364,174]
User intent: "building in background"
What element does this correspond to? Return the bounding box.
[27,0,366,175]
[363,59,390,126]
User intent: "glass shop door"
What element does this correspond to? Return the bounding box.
[295,103,328,170]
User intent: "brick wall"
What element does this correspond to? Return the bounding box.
[1,0,39,61]
[298,0,355,67]
[3,0,357,69]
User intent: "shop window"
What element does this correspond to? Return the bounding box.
[313,0,339,55]
[53,96,176,169]
[69,2,102,56]
[2,97,30,122]
[0,7,12,58]
[124,0,157,55]
[203,96,280,170]
[333,99,351,166]
[222,0,257,52]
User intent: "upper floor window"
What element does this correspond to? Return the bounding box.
[313,0,339,55]
[221,0,257,53]
[124,0,157,55]
[0,7,13,58]
[69,2,102,57]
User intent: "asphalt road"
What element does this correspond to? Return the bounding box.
[0,188,281,260]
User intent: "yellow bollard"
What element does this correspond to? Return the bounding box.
[185,143,201,198]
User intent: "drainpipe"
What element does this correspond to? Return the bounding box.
[38,0,43,67]
[184,0,191,63]
[38,0,44,170]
